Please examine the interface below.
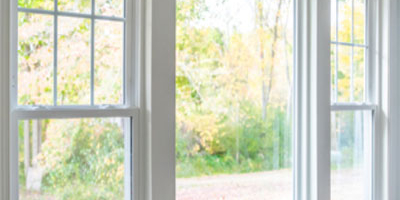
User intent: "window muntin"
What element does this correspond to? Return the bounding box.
[17,0,126,106]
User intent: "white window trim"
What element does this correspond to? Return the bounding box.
[0,0,11,199]
[295,0,331,199]
[1,0,151,199]
[382,0,400,199]
[143,0,176,199]
[2,0,399,200]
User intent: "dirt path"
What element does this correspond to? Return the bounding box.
[177,169,292,200]
[177,169,366,200]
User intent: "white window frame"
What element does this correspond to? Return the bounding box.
[2,0,149,199]
[294,0,331,199]
[329,0,376,200]
[1,0,399,200]
[0,0,176,199]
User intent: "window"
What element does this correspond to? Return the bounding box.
[10,0,138,199]
[330,0,374,199]
[2,0,397,199]
[176,0,294,199]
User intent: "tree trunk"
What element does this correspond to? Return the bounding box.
[258,0,283,121]
[24,120,30,175]
[27,120,43,191]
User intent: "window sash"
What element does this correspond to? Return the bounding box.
[8,0,140,199]
[331,0,369,104]
[329,0,377,199]
[9,111,141,200]
[12,0,136,107]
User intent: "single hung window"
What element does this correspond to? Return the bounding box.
[330,0,374,199]
[11,0,138,199]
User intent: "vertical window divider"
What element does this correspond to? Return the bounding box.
[90,0,95,106]
[54,0,58,106]
[295,0,331,199]
[351,0,355,102]
[364,0,368,103]
[335,0,339,103]
[1,0,12,198]
[386,1,400,199]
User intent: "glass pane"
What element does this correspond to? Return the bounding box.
[95,0,124,17]
[354,0,365,44]
[18,118,130,199]
[18,13,54,105]
[331,111,371,200]
[57,17,91,105]
[337,45,351,102]
[353,47,365,102]
[331,44,337,102]
[58,0,91,14]
[176,0,294,199]
[94,20,124,105]
[18,0,54,10]
[338,0,352,43]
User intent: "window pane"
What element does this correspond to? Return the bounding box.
[337,45,352,102]
[331,44,337,102]
[338,0,352,43]
[95,20,124,105]
[332,45,365,103]
[354,0,366,44]
[18,13,54,105]
[58,17,91,105]
[176,0,294,199]
[58,0,91,14]
[18,0,53,10]
[331,111,371,200]
[18,118,130,199]
[353,47,365,102]
[331,0,367,103]
[95,0,124,17]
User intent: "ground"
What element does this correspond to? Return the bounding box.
[177,168,366,200]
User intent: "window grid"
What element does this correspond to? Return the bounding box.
[330,0,374,199]
[17,1,126,107]
[331,0,368,104]
[10,0,138,198]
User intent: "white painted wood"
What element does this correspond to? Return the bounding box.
[371,0,387,199]
[17,8,126,22]
[0,0,11,199]
[382,0,400,199]
[12,106,139,119]
[296,0,331,199]
[331,103,377,111]
[124,117,132,200]
[144,0,176,199]
[7,0,139,199]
